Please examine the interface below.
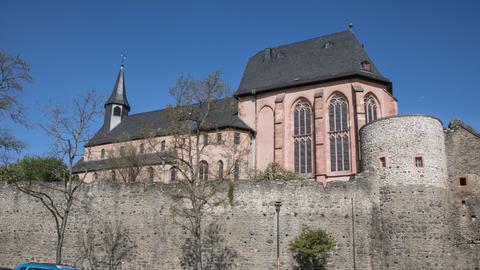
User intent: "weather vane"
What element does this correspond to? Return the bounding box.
[120,52,127,66]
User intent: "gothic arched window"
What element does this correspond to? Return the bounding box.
[100,149,105,159]
[139,143,145,154]
[113,106,121,116]
[364,95,378,124]
[111,170,116,181]
[217,160,224,180]
[293,99,313,174]
[199,160,209,181]
[170,167,176,182]
[161,140,166,151]
[234,161,240,181]
[148,167,154,182]
[328,94,350,172]
[93,172,98,181]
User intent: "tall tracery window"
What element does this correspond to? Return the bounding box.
[199,160,209,181]
[293,99,313,174]
[364,95,378,124]
[328,94,350,172]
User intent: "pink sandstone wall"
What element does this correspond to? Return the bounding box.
[237,78,398,183]
[80,130,252,183]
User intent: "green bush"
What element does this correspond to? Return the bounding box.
[256,162,298,181]
[289,226,335,270]
[0,156,67,182]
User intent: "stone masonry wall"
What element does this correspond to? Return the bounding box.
[1,115,477,270]
[359,115,454,270]
[0,180,374,270]
[445,120,480,270]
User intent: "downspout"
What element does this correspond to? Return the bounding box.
[252,89,257,172]
[351,197,357,270]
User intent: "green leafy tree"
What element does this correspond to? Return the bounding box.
[1,156,67,181]
[289,226,335,270]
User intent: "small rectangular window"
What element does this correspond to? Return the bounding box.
[217,132,222,144]
[415,157,423,168]
[459,177,467,186]
[379,157,386,167]
[234,132,240,145]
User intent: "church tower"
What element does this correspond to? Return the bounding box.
[104,65,130,131]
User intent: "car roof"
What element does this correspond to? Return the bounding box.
[16,263,77,270]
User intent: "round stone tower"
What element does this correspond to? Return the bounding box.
[359,115,453,269]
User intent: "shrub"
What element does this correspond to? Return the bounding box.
[289,226,335,270]
[256,162,298,181]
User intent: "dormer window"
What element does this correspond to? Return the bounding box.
[323,41,334,49]
[361,61,372,72]
[113,106,121,116]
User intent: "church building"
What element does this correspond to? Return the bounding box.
[74,29,399,183]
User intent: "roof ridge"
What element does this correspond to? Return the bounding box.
[126,96,236,118]
[258,30,352,54]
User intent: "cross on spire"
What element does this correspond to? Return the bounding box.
[120,52,127,66]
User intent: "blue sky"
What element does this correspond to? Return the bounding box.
[2,0,479,158]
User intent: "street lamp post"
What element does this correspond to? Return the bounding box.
[275,201,282,270]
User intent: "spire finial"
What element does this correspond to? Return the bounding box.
[348,22,353,32]
[120,52,127,68]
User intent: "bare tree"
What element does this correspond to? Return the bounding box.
[106,140,144,183]
[0,52,31,161]
[15,91,102,264]
[78,221,135,270]
[145,71,247,270]
[181,222,237,270]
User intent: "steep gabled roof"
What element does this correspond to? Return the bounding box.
[105,65,130,110]
[236,31,391,96]
[86,97,252,147]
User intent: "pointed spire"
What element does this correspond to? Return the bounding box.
[105,64,130,111]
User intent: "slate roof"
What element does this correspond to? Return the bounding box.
[86,97,252,147]
[236,31,391,96]
[72,154,169,173]
[106,65,130,110]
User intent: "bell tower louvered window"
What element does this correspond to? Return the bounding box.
[328,94,350,172]
[293,99,313,174]
[364,95,378,124]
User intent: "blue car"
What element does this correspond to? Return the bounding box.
[15,263,78,270]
